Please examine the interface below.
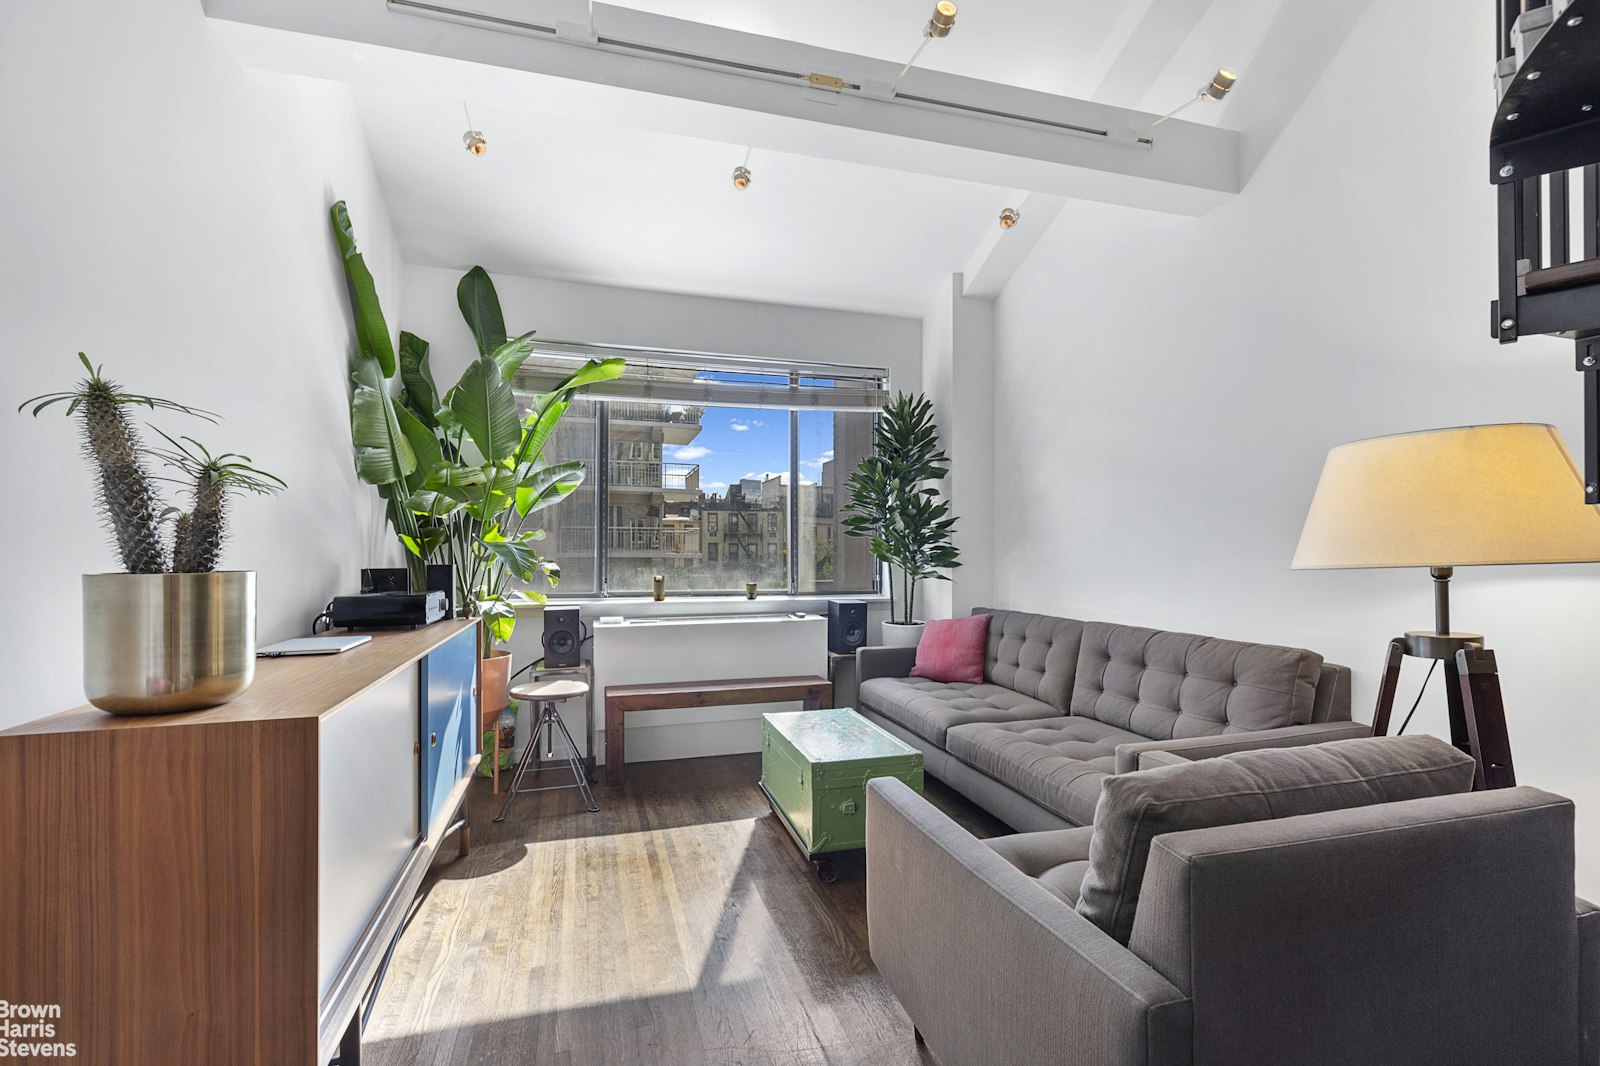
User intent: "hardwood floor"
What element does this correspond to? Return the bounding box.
[363,753,1009,1066]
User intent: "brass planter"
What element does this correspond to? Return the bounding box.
[82,571,256,714]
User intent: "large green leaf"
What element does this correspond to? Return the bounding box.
[480,525,545,581]
[405,490,462,519]
[423,463,518,494]
[514,460,587,517]
[349,382,416,487]
[511,357,625,468]
[457,266,507,357]
[329,202,396,377]
[398,331,439,428]
[488,332,538,383]
[448,357,520,463]
[395,402,441,492]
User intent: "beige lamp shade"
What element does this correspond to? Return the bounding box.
[1292,423,1600,569]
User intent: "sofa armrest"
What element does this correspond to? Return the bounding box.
[1580,897,1600,1064]
[1138,749,1192,771]
[1130,787,1578,1066]
[866,778,1191,1066]
[856,644,918,685]
[1113,721,1372,774]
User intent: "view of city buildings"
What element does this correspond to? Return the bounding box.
[517,391,877,597]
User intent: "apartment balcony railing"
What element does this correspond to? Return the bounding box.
[608,460,699,492]
[559,525,702,556]
[607,402,705,426]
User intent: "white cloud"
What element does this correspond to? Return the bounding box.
[702,481,729,491]
[729,423,749,432]
[800,449,835,470]
[729,417,766,431]
[666,445,712,460]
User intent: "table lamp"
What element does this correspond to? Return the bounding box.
[1292,423,1600,789]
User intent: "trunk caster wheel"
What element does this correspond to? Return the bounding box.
[813,859,838,883]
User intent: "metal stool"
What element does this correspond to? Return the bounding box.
[494,678,599,821]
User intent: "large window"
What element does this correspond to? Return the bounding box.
[514,345,884,598]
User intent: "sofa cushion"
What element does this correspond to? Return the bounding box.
[857,676,1060,747]
[977,608,1084,712]
[1074,734,1478,944]
[945,717,1147,827]
[984,826,1095,905]
[1072,622,1322,740]
[911,613,991,684]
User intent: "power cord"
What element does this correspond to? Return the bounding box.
[310,600,334,635]
[1395,659,1437,735]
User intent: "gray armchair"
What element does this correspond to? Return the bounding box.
[867,772,1599,1066]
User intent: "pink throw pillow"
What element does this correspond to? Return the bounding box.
[908,614,990,685]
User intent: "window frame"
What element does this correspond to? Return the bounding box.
[526,395,879,601]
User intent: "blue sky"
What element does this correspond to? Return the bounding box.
[664,408,834,495]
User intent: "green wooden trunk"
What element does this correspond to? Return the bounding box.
[760,708,924,856]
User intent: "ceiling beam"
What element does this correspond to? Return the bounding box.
[960,193,1068,300]
[204,0,1240,217]
[956,0,1219,301]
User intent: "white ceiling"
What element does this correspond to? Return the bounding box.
[317,0,1318,318]
[354,86,1009,317]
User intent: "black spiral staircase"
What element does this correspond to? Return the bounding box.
[1490,0,1600,499]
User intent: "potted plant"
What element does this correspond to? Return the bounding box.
[330,205,622,716]
[842,391,960,647]
[21,355,284,713]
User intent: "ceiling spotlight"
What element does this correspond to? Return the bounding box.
[889,2,959,96]
[1135,68,1240,138]
[462,103,486,155]
[998,207,1021,229]
[926,1,958,38]
[732,165,752,189]
[1204,68,1237,101]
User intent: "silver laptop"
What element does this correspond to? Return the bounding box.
[258,635,373,657]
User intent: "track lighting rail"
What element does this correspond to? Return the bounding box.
[384,0,1162,148]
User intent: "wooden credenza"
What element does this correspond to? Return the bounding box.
[0,619,480,1066]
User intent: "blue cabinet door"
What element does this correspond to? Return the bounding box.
[420,625,478,836]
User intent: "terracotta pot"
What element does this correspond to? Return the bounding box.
[480,648,513,726]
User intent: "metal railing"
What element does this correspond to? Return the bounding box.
[607,402,705,426]
[608,460,699,491]
[560,524,701,555]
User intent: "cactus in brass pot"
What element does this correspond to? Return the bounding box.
[21,354,283,574]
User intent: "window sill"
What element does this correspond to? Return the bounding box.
[512,592,888,616]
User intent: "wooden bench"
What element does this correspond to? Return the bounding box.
[605,675,833,785]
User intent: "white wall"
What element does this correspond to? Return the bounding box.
[0,1,402,728]
[991,0,1600,892]
[920,274,996,622]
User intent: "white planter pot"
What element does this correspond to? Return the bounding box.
[880,621,925,648]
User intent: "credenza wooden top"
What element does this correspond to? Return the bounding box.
[2,618,477,737]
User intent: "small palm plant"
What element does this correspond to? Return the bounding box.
[842,392,960,626]
[21,354,281,573]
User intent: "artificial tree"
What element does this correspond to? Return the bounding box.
[842,391,960,628]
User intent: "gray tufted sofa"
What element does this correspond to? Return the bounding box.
[855,607,1363,830]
